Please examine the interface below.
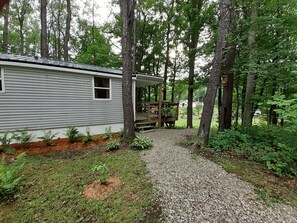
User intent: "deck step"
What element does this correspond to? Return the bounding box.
[139,129,156,133]
[137,125,155,130]
[135,121,157,126]
[135,122,156,132]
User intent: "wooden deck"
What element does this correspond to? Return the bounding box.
[135,102,179,126]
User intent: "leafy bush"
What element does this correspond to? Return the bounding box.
[82,128,93,143]
[209,128,250,151]
[103,126,112,139]
[91,164,109,184]
[260,143,297,177]
[12,130,34,149]
[105,140,120,152]
[0,153,26,201]
[131,136,153,150]
[209,126,297,177]
[0,131,12,151]
[38,130,58,146]
[65,126,79,143]
[161,107,176,117]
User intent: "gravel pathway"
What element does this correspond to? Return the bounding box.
[140,129,297,223]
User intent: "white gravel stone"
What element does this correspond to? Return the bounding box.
[139,129,297,223]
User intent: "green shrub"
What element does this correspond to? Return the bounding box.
[103,126,112,139]
[131,136,153,150]
[209,126,297,177]
[91,164,109,184]
[105,140,120,152]
[0,153,26,201]
[260,143,297,177]
[209,128,250,151]
[38,130,58,146]
[65,126,79,143]
[0,131,13,151]
[82,128,93,143]
[12,130,34,149]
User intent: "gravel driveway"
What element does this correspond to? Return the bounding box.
[140,129,297,223]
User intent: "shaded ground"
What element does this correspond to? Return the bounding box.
[141,129,297,222]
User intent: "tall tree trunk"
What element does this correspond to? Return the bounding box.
[63,0,70,61]
[187,0,203,128]
[0,0,10,12]
[40,0,49,58]
[19,22,24,55]
[171,55,177,102]
[219,45,236,131]
[3,4,9,53]
[120,0,136,141]
[198,0,232,144]
[163,22,170,101]
[235,75,240,124]
[242,2,257,126]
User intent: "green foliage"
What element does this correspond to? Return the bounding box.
[0,153,26,201]
[82,128,93,143]
[161,107,176,117]
[38,130,58,146]
[260,143,297,177]
[0,131,12,151]
[209,126,297,177]
[131,136,153,150]
[105,140,120,152]
[65,126,79,143]
[12,130,34,149]
[91,163,109,184]
[103,126,112,140]
[267,92,297,122]
[209,128,250,151]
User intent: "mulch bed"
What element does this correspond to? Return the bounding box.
[1,134,120,158]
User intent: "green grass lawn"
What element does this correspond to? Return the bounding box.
[0,147,155,223]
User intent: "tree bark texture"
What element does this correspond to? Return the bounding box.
[120,0,136,141]
[219,45,236,131]
[0,0,10,12]
[187,0,203,128]
[163,22,170,101]
[198,0,232,144]
[242,2,257,126]
[40,0,49,58]
[63,0,71,61]
[3,4,9,53]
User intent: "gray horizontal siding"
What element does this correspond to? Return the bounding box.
[0,66,124,131]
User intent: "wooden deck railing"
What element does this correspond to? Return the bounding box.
[136,102,179,125]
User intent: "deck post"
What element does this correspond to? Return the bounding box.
[158,83,162,128]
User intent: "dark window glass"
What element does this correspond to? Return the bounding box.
[94,77,109,88]
[95,89,109,99]
[0,80,2,91]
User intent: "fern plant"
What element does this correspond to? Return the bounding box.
[65,126,79,143]
[0,153,26,201]
[105,140,120,152]
[0,131,12,151]
[131,136,153,150]
[103,126,112,140]
[12,130,34,149]
[82,128,93,143]
[38,130,58,146]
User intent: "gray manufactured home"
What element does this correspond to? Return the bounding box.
[0,54,163,140]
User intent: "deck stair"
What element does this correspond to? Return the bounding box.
[135,121,156,132]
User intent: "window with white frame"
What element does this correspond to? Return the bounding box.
[0,68,4,93]
[94,77,110,99]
